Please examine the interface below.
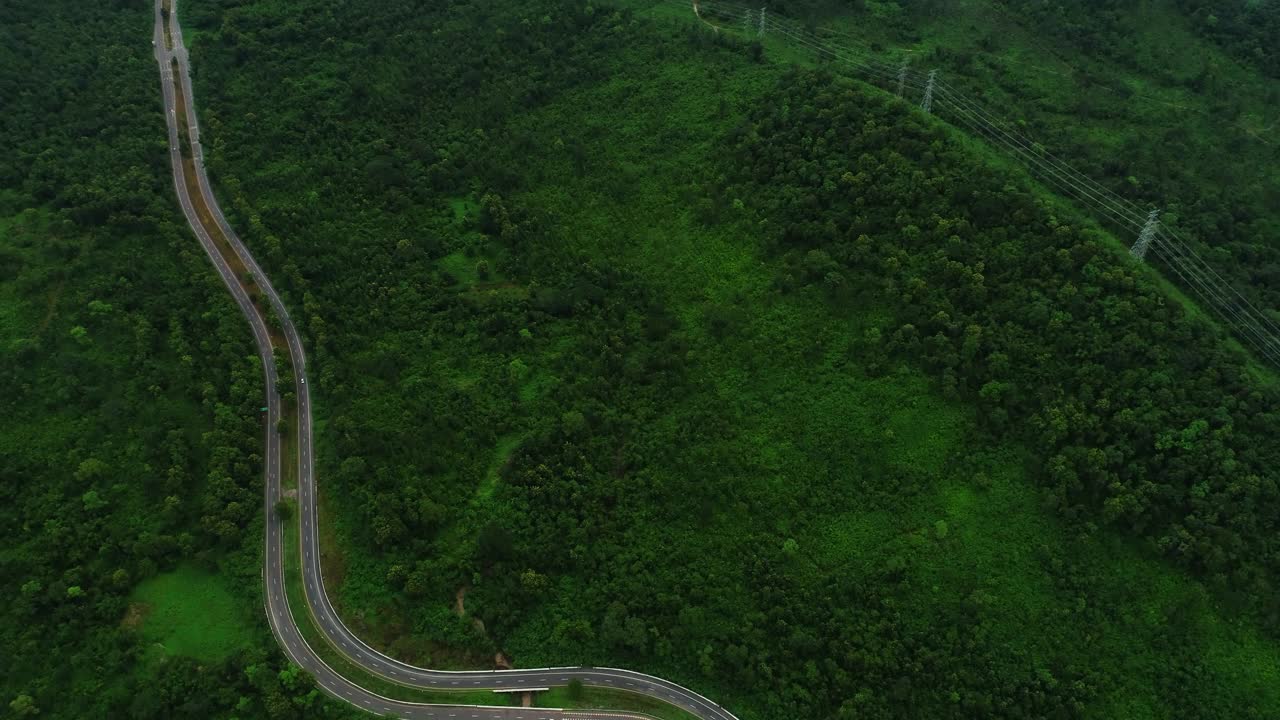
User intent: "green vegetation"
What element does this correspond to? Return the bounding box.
[179,0,1280,718]
[277,498,504,706]
[756,0,1280,334]
[1173,0,1280,78]
[0,1,363,718]
[130,565,259,662]
[285,494,707,715]
[7,0,1280,718]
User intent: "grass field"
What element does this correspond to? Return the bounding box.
[128,565,259,662]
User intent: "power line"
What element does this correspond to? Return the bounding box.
[1129,209,1160,260]
[921,69,937,114]
[679,0,1280,368]
[1155,228,1280,345]
[933,79,1150,219]
[743,2,1276,145]
[932,91,1280,363]
[1150,237,1280,365]
[765,18,927,84]
[762,20,927,89]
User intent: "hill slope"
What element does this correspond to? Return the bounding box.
[181,0,1280,718]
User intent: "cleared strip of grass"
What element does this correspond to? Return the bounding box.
[130,565,257,662]
[278,415,298,492]
[162,0,173,49]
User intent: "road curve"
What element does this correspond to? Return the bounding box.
[153,1,740,719]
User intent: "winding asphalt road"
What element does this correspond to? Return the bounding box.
[152,1,740,718]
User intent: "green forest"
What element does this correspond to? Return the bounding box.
[3,0,1280,718]
[0,1,364,718]
[754,0,1280,323]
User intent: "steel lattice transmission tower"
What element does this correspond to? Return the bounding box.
[921,69,937,114]
[758,7,766,36]
[896,59,909,98]
[1130,209,1161,260]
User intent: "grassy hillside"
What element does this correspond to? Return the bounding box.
[183,0,1280,718]
[748,0,1280,329]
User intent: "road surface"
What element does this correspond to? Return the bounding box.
[152,1,739,719]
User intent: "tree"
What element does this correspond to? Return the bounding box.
[75,457,108,482]
[560,410,586,435]
[81,490,107,512]
[520,569,549,595]
[9,694,38,716]
[567,679,584,701]
[508,358,530,384]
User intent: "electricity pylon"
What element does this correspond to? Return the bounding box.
[921,69,937,114]
[1130,209,1161,260]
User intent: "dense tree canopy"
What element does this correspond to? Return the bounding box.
[6,0,1280,717]
[730,68,1280,628]
[0,1,365,717]
[1171,0,1279,79]
[749,0,1280,354]
[182,0,1280,717]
